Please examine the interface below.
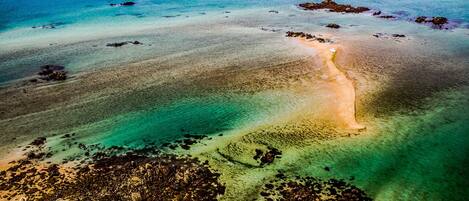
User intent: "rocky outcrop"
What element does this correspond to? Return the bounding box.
[110,1,136,6]
[106,40,142,47]
[37,65,67,81]
[326,23,341,28]
[414,16,450,29]
[299,0,369,13]
[415,16,448,25]
[286,31,332,43]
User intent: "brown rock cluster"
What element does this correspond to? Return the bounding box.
[326,23,340,29]
[415,16,448,26]
[34,64,67,81]
[0,137,225,201]
[106,40,142,47]
[260,174,373,201]
[253,147,282,166]
[299,0,369,13]
[286,31,332,43]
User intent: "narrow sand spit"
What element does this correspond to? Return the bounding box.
[297,38,365,130]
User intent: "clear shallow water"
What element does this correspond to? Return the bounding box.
[0,0,468,200]
[0,0,467,32]
[295,88,469,201]
[95,93,287,147]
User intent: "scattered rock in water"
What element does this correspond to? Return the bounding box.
[286,31,332,43]
[431,16,448,25]
[372,11,381,16]
[32,22,66,29]
[252,147,282,166]
[268,10,279,14]
[414,16,449,29]
[106,40,142,47]
[253,149,263,160]
[110,1,136,6]
[415,16,427,23]
[121,1,136,6]
[106,42,128,47]
[299,0,370,13]
[373,33,406,39]
[30,137,47,146]
[260,27,282,32]
[391,34,406,37]
[326,23,340,29]
[262,176,372,201]
[37,65,67,81]
[162,133,209,150]
[260,147,282,165]
[162,14,182,18]
[378,15,395,19]
[38,64,64,76]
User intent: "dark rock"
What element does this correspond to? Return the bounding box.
[415,16,427,23]
[106,40,142,47]
[286,31,331,43]
[38,65,65,76]
[326,23,340,28]
[379,15,395,19]
[121,1,135,6]
[37,65,67,81]
[269,10,279,14]
[299,0,370,13]
[106,42,128,47]
[265,183,274,189]
[372,11,381,16]
[415,16,448,26]
[324,166,330,171]
[30,137,46,146]
[432,16,448,25]
[253,149,263,160]
[110,1,135,6]
[392,34,405,37]
[48,71,67,81]
[259,147,282,165]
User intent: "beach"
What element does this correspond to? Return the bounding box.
[1,0,469,200]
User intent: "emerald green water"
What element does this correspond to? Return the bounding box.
[292,88,469,201]
[81,91,296,148]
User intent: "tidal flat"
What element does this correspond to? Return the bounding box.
[0,0,468,200]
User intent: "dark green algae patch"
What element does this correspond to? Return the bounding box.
[1,134,374,201]
[0,136,226,201]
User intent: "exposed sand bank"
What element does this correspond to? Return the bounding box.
[296,38,365,130]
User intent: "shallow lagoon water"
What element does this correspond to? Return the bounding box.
[0,0,468,200]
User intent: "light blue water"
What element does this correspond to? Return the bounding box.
[0,0,467,32]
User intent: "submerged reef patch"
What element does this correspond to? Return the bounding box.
[0,137,225,201]
[106,40,142,47]
[260,174,372,201]
[30,64,68,82]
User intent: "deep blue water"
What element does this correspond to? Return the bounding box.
[0,0,467,32]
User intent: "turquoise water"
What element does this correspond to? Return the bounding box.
[0,0,467,32]
[80,92,294,148]
[295,88,469,201]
